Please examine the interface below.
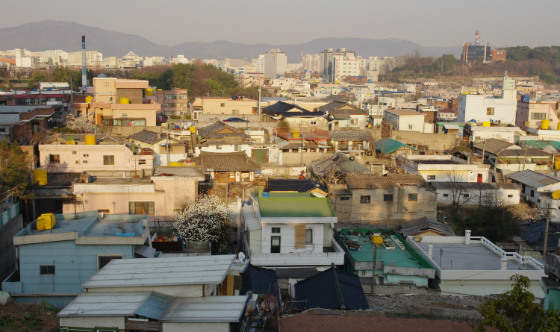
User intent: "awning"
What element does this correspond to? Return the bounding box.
[135,245,156,258]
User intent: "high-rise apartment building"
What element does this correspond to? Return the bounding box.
[302,54,321,72]
[264,49,287,79]
[319,48,356,83]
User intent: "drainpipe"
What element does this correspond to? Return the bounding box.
[428,245,433,259]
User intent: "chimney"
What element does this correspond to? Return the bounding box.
[82,36,87,92]
[501,258,508,270]
[428,244,433,259]
[465,230,471,245]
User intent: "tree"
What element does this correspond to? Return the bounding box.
[173,195,232,254]
[476,275,560,332]
[65,114,97,133]
[0,140,33,202]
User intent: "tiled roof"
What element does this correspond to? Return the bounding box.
[498,148,550,157]
[520,220,560,250]
[401,217,455,237]
[345,174,427,189]
[505,170,560,188]
[129,130,161,144]
[294,266,369,310]
[197,121,249,140]
[330,109,351,120]
[329,130,373,141]
[193,151,261,172]
[473,138,518,155]
[262,101,309,115]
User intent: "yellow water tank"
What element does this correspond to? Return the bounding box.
[482,121,491,127]
[293,128,300,138]
[553,191,560,199]
[372,235,383,245]
[168,162,182,166]
[85,134,96,145]
[37,213,56,231]
[557,123,560,131]
[65,140,75,145]
[145,88,154,96]
[556,161,560,170]
[542,119,550,130]
[119,97,130,104]
[85,96,93,103]
[33,168,47,186]
[189,126,196,134]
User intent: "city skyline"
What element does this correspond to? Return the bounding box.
[1,0,559,48]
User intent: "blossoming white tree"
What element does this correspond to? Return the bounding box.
[173,195,232,254]
[65,114,97,133]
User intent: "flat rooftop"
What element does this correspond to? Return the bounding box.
[256,192,335,218]
[339,229,433,270]
[416,242,540,271]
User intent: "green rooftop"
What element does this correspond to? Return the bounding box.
[338,229,434,270]
[256,191,336,218]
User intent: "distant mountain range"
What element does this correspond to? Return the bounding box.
[0,20,463,61]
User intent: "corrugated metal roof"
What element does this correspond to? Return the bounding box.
[161,295,249,323]
[58,292,150,317]
[242,205,261,231]
[81,255,235,289]
[443,125,461,130]
[375,138,418,154]
[506,170,560,188]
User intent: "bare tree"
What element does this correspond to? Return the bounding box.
[445,168,474,218]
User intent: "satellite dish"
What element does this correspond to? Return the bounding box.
[238,252,246,263]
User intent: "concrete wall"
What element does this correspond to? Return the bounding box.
[163,322,229,332]
[61,316,125,330]
[391,131,459,151]
[261,166,306,177]
[0,214,23,282]
[99,126,163,137]
[470,128,518,143]
[280,152,331,166]
[260,223,325,254]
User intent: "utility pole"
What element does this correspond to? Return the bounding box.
[372,244,377,294]
[523,146,528,171]
[543,203,554,259]
[481,140,486,165]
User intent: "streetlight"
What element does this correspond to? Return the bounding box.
[220,89,225,97]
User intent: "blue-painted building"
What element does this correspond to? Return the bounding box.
[2,211,158,308]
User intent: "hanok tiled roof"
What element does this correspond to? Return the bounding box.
[193,151,261,172]
[329,130,373,141]
[318,101,365,114]
[197,121,249,140]
[472,138,519,155]
[129,130,161,144]
[262,101,309,115]
[330,109,351,120]
[345,174,427,189]
[401,217,455,237]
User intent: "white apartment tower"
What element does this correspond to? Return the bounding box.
[264,49,287,79]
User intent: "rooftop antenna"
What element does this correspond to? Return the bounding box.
[475,30,480,45]
[81,36,87,93]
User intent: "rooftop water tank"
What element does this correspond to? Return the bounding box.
[119,97,130,104]
[33,168,47,186]
[37,213,56,231]
[541,119,550,130]
[85,134,96,145]
[482,121,491,127]
[85,96,93,103]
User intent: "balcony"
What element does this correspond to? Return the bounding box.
[249,240,345,267]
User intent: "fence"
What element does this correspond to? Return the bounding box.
[1,203,19,227]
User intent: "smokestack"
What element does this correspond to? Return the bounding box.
[82,36,87,92]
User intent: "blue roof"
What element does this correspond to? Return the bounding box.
[295,267,369,310]
[375,138,417,154]
[242,265,277,295]
[520,220,560,251]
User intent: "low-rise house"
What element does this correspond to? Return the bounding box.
[431,182,520,207]
[437,108,457,122]
[457,94,517,125]
[263,101,328,130]
[40,134,154,174]
[375,138,417,157]
[466,125,522,144]
[384,109,431,133]
[506,170,560,221]
[403,155,491,183]
[408,230,545,297]
[400,217,455,242]
[541,254,560,310]
[335,228,435,294]
[2,211,156,308]
[128,129,186,166]
[308,152,372,187]
[473,139,553,172]
[330,174,437,224]
[0,105,55,143]
[328,130,372,155]
[294,265,369,309]
[192,96,257,119]
[194,151,261,183]
[320,101,369,129]
[241,188,345,269]
[154,88,189,117]
[65,167,204,221]
[516,100,559,131]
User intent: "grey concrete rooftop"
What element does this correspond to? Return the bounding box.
[417,242,539,271]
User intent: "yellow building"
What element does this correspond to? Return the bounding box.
[192,97,257,118]
[73,78,160,127]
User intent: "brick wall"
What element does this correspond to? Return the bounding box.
[116,88,143,104]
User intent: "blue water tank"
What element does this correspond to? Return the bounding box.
[98,74,106,78]
[521,94,530,103]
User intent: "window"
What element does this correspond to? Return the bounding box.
[216,145,222,150]
[360,196,370,204]
[83,160,88,164]
[83,154,89,157]
[340,197,350,201]
[408,193,418,201]
[98,209,110,214]
[97,255,123,270]
[220,103,225,107]
[464,194,470,198]
[427,175,436,180]
[129,201,155,215]
[475,136,481,140]
[103,155,114,165]
[384,194,394,202]
[305,229,313,245]
[272,227,281,233]
[531,113,547,120]
[271,236,281,253]
[310,121,317,126]
[234,145,241,151]
[50,154,60,164]
[443,194,449,197]
[75,160,81,164]
[232,110,239,115]
[72,151,77,155]
[408,125,413,130]
[139,159,146,165]
[40,265,55,275]
[104,82,109,86]
[487,107,494,115]
[350,118,358,125]
[530,190,535,198]
[508,195,513,198]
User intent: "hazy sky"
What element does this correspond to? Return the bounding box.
[2,0,559,47]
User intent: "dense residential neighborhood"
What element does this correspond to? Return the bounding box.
[1,7,560,331]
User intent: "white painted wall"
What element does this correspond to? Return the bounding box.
[470,128,518,144]
[435,187,520,206]
[60,316,125,330]
[196,144,251,157]
[260,223,324,254]
[458,94,517,124]
[383,112,426,132]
